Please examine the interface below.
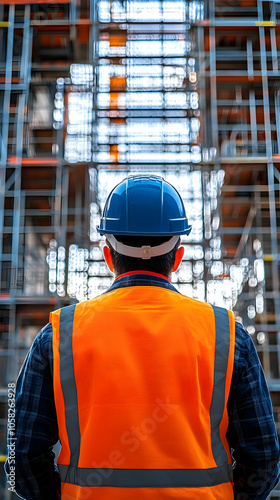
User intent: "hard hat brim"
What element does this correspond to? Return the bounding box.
[97,225,192,236]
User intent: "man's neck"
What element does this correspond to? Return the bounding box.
[114,270,171,282]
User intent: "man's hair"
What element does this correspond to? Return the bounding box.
[106,235,180,277]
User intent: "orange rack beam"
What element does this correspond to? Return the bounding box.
[8,157,60,166]
[0,0,70,4]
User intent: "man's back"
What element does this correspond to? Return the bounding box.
[52,282,235,499]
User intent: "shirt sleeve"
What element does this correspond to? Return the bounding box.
[5,323,61,500]
[227,322,280,499]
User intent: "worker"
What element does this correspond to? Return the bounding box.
[5,174,280,499]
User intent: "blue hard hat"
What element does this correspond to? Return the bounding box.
[97,175,192,236]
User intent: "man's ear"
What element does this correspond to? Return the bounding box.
[103,245,114,272]
[172,246,184,272]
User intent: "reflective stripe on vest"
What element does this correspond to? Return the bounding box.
[58,463,233,488]
[56,302,232,489]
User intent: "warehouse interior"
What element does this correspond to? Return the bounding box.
[0,0,280,497]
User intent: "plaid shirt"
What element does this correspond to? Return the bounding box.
[5,272,280,499]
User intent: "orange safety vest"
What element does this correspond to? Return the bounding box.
[51,285,235,500]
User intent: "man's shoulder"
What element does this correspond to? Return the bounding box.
[178,294,234,319]
[231,321,259,382]
[234,321,255,355]
[37,322,53,340]
[32,322,53,354]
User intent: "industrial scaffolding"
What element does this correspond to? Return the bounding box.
[0,0,280,497]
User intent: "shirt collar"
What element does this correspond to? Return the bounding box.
[114,270,171,282]
[104,270,180,295]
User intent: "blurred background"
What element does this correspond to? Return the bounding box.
[0,0,280,497]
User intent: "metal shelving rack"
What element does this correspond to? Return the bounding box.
[0,0,280,498]
[193,2,280,457]
[0,2,95,496]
